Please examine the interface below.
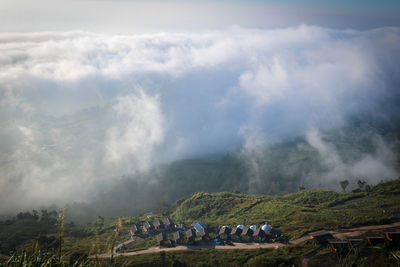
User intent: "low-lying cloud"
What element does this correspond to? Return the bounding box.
[304,128,399,187]
[0,26,399,214]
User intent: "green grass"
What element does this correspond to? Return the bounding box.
[0,242,90,267]
[119,236,157,253]
[2,177,400,264]
[171,178,400,238]
[113,240,319,267]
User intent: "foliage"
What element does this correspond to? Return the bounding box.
[109,217,123,263]
[119,236,157,253]
[309,243,400,267]
[171,178,400,238]
[113,240,318,266]
[0,242,90,267]
[1,178,400,264]
[0,210,58,254]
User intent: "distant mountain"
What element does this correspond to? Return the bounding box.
[65,118,400,223]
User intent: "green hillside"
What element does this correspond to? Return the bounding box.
[171,178,400,238]
[1,177,400,262]
[66,120,400,223]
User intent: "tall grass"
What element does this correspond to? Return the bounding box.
[90,233,101,263]
[1,241,90,267]
[391,250,400,266]
[58,207,67,262]
[109,217,123,264]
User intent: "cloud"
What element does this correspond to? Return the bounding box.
[239,59,288,105]
[304,128,399,188]
[0,26,399,213]
[104,92,164,171]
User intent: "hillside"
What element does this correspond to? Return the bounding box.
[170,178,400,238]
[1,178,400,267]
[1,178,400,259]
[65,119,400,223]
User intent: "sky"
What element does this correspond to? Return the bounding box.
[0,0,400,214]
[1,0,400,33]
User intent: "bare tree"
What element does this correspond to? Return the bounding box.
[357,179,367,190]
[339,180,349,192]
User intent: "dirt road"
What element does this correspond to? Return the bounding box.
[94,221,400,259]
[96,242,287,258]
[329,221,400,239]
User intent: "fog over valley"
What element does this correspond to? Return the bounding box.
[0,26,400,221]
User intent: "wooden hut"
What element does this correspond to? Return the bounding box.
[253,228,267,242]
[193,222,206,232]
[130,224,140,237]
[230,226,243,242]
[198,228,209,240]
[163,218,174,229]
[153,219,164,230]
[186,229,196,244]
[157,232,168,246]
[143,221,154,233]
[219,226,231,240]
[173,231,184,244]
[241,227,254,242]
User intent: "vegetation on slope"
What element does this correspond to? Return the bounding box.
[66,119,400,223]
[112,241,400,267]
[0,210,58,254]
[1,177,400,263]
[114,241,319,267]
[171,178,400,238]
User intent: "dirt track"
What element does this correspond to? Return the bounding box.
[94,221,400,259]
[329,221,400,239]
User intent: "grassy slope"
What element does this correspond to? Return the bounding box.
[7,178,400,259]
[114,241,319,267]
[171,178,400,238]
[113,240,400,267]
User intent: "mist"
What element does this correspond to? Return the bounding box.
[0,26,400,219]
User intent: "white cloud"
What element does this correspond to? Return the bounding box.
[0,26,399,212]
[104,92,164,171]
[305,128,398,187]
[239,59,288,104]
